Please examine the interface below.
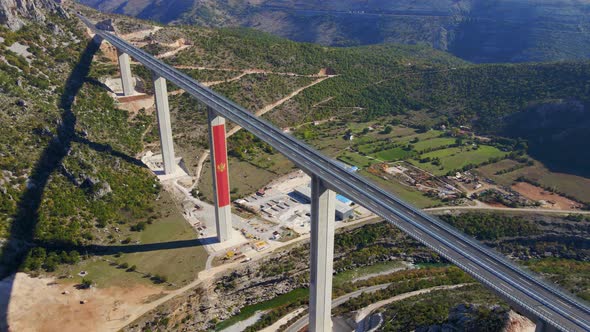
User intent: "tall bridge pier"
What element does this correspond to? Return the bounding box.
[152,73,176,175]
[117,49,177,175]
[207,108,233,242]
[117,48,177,175]
[309,176,336,331]
[117,50,134,96]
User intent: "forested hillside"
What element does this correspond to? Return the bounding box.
[79,0,590,63]
[149,25,590,175]
[153,26,590,129]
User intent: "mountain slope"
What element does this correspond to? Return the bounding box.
[78,0,590,63]
[0,1,162,276]
[124,20,590,176]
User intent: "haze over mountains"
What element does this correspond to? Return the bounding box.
[78,0,590,63]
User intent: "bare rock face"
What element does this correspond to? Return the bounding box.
[502,310,536,332]
[80,175,112,200]
[0,0,59,31]
[93,181,112,199]
[95,18,116,32]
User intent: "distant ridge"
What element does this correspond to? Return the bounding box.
[78,0,590,63]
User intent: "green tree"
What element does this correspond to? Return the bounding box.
[81,278,93,289]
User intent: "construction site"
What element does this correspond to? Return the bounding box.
[234,170,373,238]
[376,162,464,201]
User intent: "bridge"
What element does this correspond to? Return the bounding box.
[79,15,590,332]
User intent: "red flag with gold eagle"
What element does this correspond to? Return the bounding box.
[213,124,230,207]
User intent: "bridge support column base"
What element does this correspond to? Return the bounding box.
[118,51,134,96]
[309,175,335,332]
[208,108,232,242]
[152,73,176,175]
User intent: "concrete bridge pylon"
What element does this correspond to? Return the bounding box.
[152,73,176,175]
[309,175,336,332]
[208,107,233,242]
[117,50,134,96]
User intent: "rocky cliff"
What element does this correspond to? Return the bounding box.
[0,0,66,31]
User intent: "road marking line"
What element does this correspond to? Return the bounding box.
[484,257,496,265]
[554,299,573,309]
[537,306,554,317]
[518,278,533,287]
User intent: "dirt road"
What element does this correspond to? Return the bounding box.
[190,150,210,191]
[227,75,333,137]
[174,66,332,78]
[425,206,590,215]
[156,45,190,59]
[284,283,395,332]
[354,283,473,329]
[284,283,473,332]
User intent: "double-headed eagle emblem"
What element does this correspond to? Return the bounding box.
[217,162,226,173]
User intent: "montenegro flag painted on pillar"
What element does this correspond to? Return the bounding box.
[213,124,230,207]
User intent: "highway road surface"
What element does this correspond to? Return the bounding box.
[80,16,590,331]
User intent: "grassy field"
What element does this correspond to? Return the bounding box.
[58,258,156,289]
[354,126,446,153]
[412,137,455,152]
[215,288,309,330]
[411,145,507,175]
[338,151,379,168]
[475,161,590,203]
[361,170,442,208]
[312,135,353,158]
[537,172,590,203]
[333,125,505,175]
[56,192,208,289]
[374,147,413,162]
[388,126,422,138]
[474,159,522,179]
[121,208,208,287]
[397,129,444,143]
